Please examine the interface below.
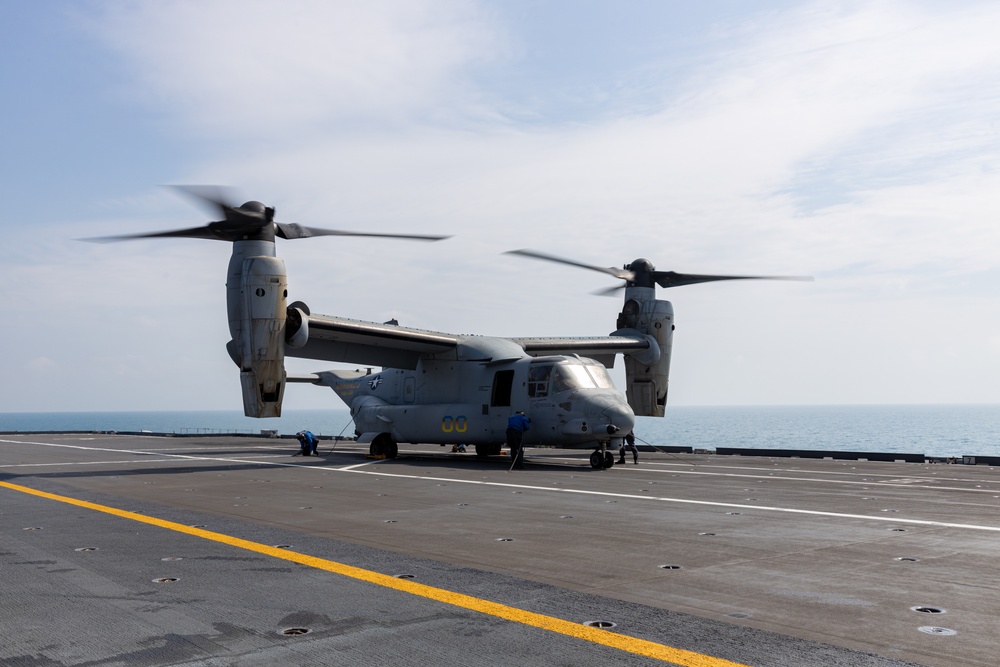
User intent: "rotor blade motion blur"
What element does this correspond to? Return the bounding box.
[84,186,450,245]
[506,249,812,292]
[504,249,634,281]
[651,271,814,289]
[275,223,449,242]
[170,185,239,218]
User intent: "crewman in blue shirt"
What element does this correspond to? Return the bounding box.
[506,411,530,469]
[296,430,317,456]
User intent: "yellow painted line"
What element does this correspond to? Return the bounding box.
[1,480,748,667]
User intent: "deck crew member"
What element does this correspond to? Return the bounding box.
[296,430,317,456]
[506,411,530,470]
[618,431,638,465]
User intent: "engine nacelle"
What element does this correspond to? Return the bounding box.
[618,291,674,417]
[234,255,287,418]
[285,302,310,349]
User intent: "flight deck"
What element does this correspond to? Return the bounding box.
[2,432,996,666]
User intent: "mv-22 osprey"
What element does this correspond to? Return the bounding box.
[99,188,809,469]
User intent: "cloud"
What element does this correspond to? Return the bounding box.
[82,0,502,138]
[26,356,58,373]
[9,0,994,410]
[80,1,1000,297]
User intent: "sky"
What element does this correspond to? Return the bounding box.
[2,0,999,413]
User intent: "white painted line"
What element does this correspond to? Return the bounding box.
[339,461,385,471]
[0,459,181,468]
[541,455,997,485]
[654,462,995,485]
[337,467,1000,532]
[532,455,997,493]
[5,438,999,532]
[0,438,330,472]
[630,467,997,494]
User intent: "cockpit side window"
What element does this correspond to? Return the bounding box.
[528,364,552,398]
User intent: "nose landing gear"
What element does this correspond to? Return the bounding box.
[589,445,616,469]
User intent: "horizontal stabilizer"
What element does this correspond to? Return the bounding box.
[286,374,322,384]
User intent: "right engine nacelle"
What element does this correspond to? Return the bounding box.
[228,252,288,418]
[619,295,674,417]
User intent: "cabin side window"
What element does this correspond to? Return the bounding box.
[527,364,552,398]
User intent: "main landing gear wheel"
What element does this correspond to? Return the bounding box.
[369,434,398,459]
[475,443,502,458]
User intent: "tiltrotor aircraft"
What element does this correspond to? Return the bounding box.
[98,188,810,469]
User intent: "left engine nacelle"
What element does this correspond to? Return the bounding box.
[233,255,287,418]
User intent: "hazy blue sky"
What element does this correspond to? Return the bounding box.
[2,0,999,413]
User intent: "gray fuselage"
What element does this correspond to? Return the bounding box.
[320,354,634,449]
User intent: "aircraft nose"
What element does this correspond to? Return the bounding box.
[602,401,635,435]
[588,393,634,435]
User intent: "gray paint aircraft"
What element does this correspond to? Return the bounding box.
[96,188,810,469]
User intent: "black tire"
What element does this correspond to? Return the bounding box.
[603,451,615,468]
[590,451,604,469]
[370,434,398,459]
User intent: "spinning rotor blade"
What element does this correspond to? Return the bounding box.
[170,185,239,218]
[85,225,232,243]
[506,248,813,294]
[275,223,449,242]
[85,211,273,243]
[591,283,627,297]
[86,185,272,243]
[85,185,450,244]
[651,271,814,289]
[504,249,635,281]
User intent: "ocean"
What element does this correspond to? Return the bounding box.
[2,404,999,459]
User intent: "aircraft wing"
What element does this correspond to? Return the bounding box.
[511,333,653,367]
[285,311,653,370]
[285,313,460,369]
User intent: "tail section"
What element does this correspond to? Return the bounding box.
[311,369,371,405]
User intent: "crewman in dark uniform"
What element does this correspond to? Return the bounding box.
[618,430,638,465]
[506,411,530,469]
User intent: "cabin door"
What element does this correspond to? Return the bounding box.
[489,370,515,437]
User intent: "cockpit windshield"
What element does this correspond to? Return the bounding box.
[583,361,615,389]
[554,364,596,392]
[528,360,616,397]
